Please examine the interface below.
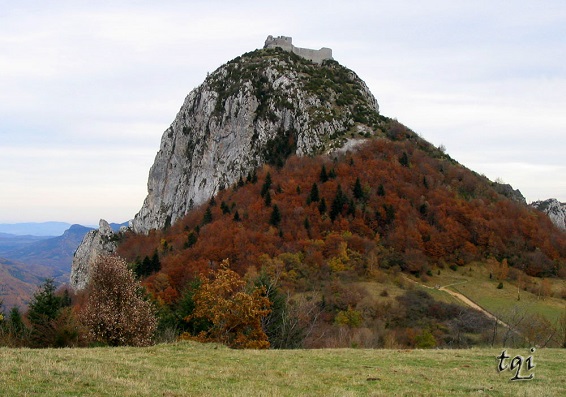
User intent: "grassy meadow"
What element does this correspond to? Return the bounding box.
[1,341,564,396]
[413,263,566,325]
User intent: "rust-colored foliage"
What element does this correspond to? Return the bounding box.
[117,136,565,306]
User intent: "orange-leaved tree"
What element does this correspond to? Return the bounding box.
[182,259,271,349]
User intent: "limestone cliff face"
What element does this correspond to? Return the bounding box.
[131,48,381,233]
[531,198,566,231]
[70,219,119,290]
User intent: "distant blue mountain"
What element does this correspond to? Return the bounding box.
[0,222,72,236]
[0,224,95,274]
[0,221,129,236]
[0,222,129,310]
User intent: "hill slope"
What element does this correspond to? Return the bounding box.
[116,134,565,348]
[0,257,47,309]
[0,225,93,310]
[119,136,565,282]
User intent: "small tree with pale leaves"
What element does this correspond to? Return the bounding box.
[79,255,157,346]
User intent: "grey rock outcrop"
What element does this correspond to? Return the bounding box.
[131,48,381,234]
[531,198,566,231]
[492,182,526,204]
[70,219,119,290]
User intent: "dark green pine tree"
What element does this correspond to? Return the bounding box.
[377,184,386,197]
[318,197,327,214]
[399,151,410,167]
[269,204,282,227]
[347,198,356,217]
[353,177,364,200]
[151,250,161,273]
[220,201,231,214]
[202,207,213,225]
[233,210,241,222]
[185,230,198,248]
[140,255,152,277]
[330,185,347,221]
[27,278,62,326]
[27,278,63,347]
[261,172,272,197]
[307,182,320,204]
[264,190,272,207]
[320,165,329,182]
[7,306,27,338]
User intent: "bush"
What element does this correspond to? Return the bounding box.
[79,255,157,346]
[497,282,504,289]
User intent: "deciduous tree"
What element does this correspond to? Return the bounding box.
[183,260,271,349]
[79,255,157,346]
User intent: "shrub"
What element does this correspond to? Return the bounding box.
[79,255,157,346]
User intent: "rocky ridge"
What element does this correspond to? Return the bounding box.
[531,198,566,231]
[70,219,120,290]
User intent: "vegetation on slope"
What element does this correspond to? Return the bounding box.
[113,120,565,348]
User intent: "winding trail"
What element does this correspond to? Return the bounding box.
[405,277,515,331]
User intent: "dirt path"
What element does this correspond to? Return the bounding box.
[437,285,511,328]
[405,277,514,330]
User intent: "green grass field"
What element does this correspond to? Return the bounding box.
[1,342,564,396]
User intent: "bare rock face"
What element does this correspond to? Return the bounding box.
[131,48,381,234]
[531,198,566,231]
[70,219,119,290]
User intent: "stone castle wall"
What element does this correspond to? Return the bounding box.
[264,35,332,64]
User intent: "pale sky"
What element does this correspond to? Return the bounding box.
[1,1,565,225]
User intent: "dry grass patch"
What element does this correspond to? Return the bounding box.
[1,342,565,396]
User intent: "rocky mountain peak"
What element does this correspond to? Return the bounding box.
[70,43,383,290]
[131,47,382,234]
[531,198,566,231]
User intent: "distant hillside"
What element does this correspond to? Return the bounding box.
[0,233,50,252]
[0,256,50,310]
[2,224,94,274]
[0,224,96,311]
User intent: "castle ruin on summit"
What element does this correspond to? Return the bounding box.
[264,35,333,64]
